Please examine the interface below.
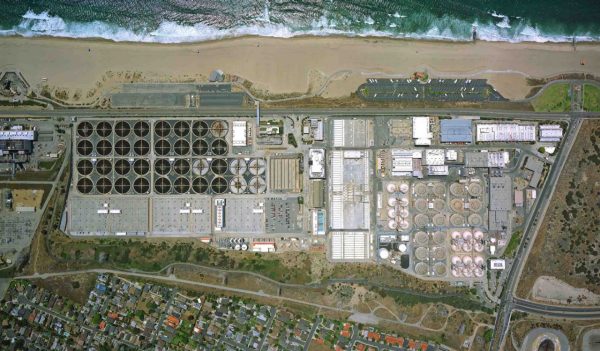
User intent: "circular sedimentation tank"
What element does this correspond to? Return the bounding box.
[386,183,397,193]
[230,176,248,194]
[415,199,428,213]
[399,183,409,193]
[133,177,150,194]
[398,220,410,230]
[432,183,446,197]
[433,231,446,245]
[469,199,482,212]
[414,183,427,197]
[154,121,171,137]
[433,262,447,276]
[399,197,409,207]
[414,214,430,227]
[450,214,465,226]
[415,231,428,245]
[192,159,209,176]
[468,214,483,226]
[450,183,466,197]
[468,182,483,196]
[433,199,445,212]
[450,198,464,212]
[433,247,446,260]
[192,177,209,194]
[192,139,209,156]
[415,262,429,276]
[432,214,446,227]
[387,197,397,207]
[399,208,409,218]
[248,158,266,175]
[133,121,150,138]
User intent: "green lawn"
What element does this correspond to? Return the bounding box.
[583,84,600,112]
[503,230,523,258]
[531,84,571,112]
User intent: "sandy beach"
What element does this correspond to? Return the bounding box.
[1,36,600,101]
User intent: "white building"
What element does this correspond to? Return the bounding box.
[424,149,445,165]
[476,124,536,142]
[231,121,247,146]
[539,124,563,142]
[308,149,326,179]
[412,117,432,146]
[489,259,506,270]
[330,232,370,261]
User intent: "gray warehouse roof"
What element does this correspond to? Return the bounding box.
[440,119,473,143]
[489,175,512,211]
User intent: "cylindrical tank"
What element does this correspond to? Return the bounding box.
[462,256,473,265]
[463,231,473,241]
[398,243,407,253]
[387,197,397,207]
[399,220,410,230]
[399,209,409,218]
[474,243,484,252]
[451,244,460,252]
[474,255,485,266]
[387,208,396,218]
[474,268,484,278]
[386,183,397,193]
[462,242,472,252]
[415,231,428,245]
[387,220,398,230]
[399,197,409,207]
[241,244,248,251]
[378,248,390,259]
[234,244,241,250]
[399,183,409,193]
[451,231,461,239]
[451,269,461,277]
[415,262,428,275]
[474,230,484,240]
[415,247,429,261]
[463,268,474,278]
[451,256,462,265]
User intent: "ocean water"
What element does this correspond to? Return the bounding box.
[0,0,599,43]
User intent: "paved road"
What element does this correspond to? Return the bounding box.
[490,117,585,351]
[0,107,588,120]
[513,298,600,319]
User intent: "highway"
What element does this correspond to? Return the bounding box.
[489,116,586,351]
[513,298,600,319]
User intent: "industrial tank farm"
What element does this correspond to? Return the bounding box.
[377,174,490,280]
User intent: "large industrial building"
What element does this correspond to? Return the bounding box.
[476,123,536,142]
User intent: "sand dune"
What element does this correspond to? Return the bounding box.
[1,36,600,101]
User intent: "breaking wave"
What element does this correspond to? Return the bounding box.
[1,9,599,44]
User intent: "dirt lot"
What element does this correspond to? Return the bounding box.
[31,273,96,305]
[506,313,600,351]
[517,120,600,298]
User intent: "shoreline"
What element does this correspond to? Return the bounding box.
[3,32,600,47]
[2,35,600,102]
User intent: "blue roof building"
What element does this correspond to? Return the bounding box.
[440,119,473,143]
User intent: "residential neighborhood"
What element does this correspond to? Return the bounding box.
[0,274,443,350]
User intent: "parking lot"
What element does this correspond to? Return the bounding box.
[357,78,506,102]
